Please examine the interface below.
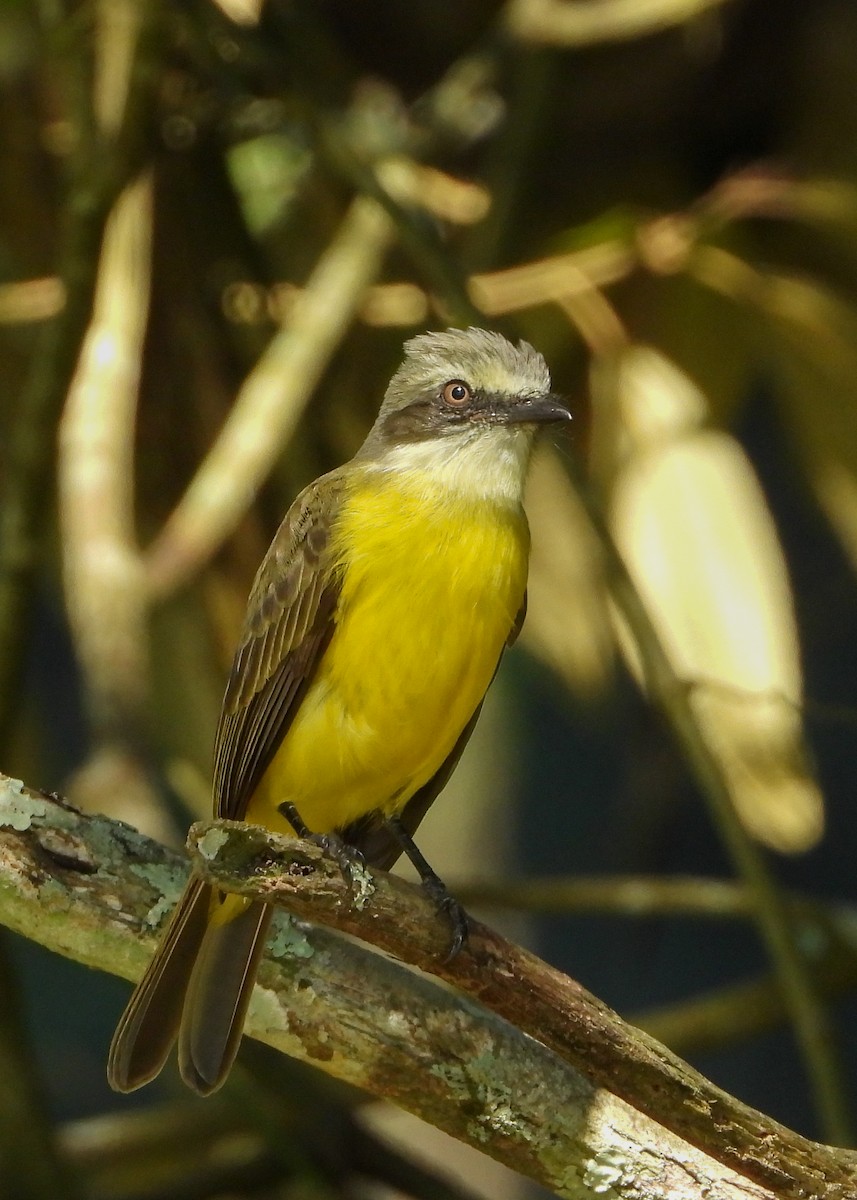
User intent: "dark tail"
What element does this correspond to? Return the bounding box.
[108,879,270,1095]
[178,898,271,1095]
[108,877,211,1091]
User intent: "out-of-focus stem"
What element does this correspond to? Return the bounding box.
[143,196,394,599]
[0,189,115,745]
[55,4,172,840]
[0,0,158,746]
[59,173,152,738]
[458,872,818,920]
[239,239,636,333]
[315,122,480,326]
[470,241,633,313]
[557,283,628,355]
[0,278,65,324]
[463,871,857,1057]
[463,48,556,271]
[0,16,162,1191]
[504,0,734,46]
[637,941,857,1058]
[566,455,855,1147]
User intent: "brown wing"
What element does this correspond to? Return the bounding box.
[343,591,528,869]
[213,471,346,821]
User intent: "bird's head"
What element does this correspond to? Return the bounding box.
[370,327,569,444]
[360,328,570,502]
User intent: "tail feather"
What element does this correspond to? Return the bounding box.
[178,900,272,1095]
[107,877,211,1092]
[108,880,272,1096]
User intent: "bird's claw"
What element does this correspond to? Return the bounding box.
[309,831,366,888]
[421,876,469,961]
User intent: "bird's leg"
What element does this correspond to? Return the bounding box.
[277,801,365,882]
[385,816,469,960]
[277,800,314,840]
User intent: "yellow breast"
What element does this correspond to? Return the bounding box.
[250,467,529,834]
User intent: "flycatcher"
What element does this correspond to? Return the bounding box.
[108,327,570,1095]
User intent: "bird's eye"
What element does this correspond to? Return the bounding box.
[442,380,471,406]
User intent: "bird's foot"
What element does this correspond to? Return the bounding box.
[383,815,469,960]
[308,830,366,887]
[421,875,469,962]
[278,801,366,886]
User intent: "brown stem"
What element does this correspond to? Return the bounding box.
[186,818,857,1200]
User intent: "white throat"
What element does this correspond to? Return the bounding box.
[371,426,534,505]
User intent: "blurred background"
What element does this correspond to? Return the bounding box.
[3,0,857,1196]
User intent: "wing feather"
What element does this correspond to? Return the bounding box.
[213,471,346,821]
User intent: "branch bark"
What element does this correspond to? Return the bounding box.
[0,772,854,1200]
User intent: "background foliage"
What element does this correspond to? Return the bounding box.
[3,1,857,1197]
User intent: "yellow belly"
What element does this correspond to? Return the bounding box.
[247,472,529,835]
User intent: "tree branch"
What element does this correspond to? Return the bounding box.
[1,772,855,1199]
[185,818,857,1200]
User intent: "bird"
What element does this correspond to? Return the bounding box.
[108,326,570,1095]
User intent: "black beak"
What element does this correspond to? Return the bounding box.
[501,392,572,425]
